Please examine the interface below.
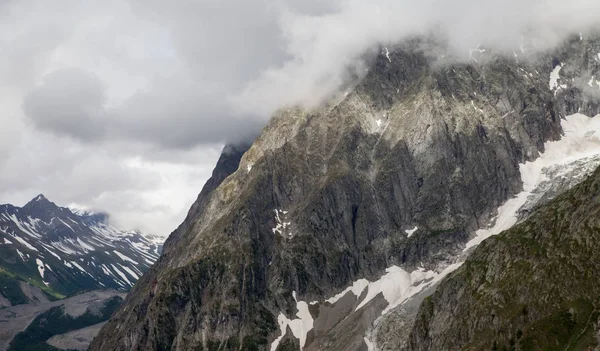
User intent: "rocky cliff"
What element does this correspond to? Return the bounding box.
[91,34,600,351]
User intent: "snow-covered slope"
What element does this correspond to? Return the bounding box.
[0,195,163,303]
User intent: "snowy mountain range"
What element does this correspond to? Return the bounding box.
[0,194,163,305]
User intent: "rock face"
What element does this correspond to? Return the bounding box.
[0,194,162,302]
[91,34,600,351]
[407,165,600,351]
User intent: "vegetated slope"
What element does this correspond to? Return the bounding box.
[0,290,125,351]
[8,295,123,351]
[408,165,600,351]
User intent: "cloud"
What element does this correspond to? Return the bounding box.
[23,69,108,141]
[19,0,600,148]
[2,0,600,236]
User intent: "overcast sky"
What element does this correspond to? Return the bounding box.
[1,0,599,236]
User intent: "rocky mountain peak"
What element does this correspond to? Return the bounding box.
[23,194,55,209]
[21,194,68,221]
[90,33,600,351]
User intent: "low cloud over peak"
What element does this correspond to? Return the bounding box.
[1,0,600,235]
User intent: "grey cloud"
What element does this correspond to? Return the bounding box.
[3,0,600,236]
[24,70,262,148]
[21,0,600,149]
[23,69,108,141]
[113,74,262,148]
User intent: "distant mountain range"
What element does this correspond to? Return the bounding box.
[0,194,163,306]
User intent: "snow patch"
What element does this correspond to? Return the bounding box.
[405,226,418,237]
[272,209,293,239]
[270,291,314,351]
[549,64,567,94]
[307,263,462,326]
[325,279,369,304]
[58,218,76,233]
[16,249,26,261]
[9,214,41,238]
[3,238,12,244]
[383,47,391,62]
[113,250,138,264]
[364,336,375,351]
[111,264,133,286]
[468,47,485,62]
[120,265,139,280]
[13,235,39,251]
[36,258,45,279]
[42,246,62,260]
[465,113,600,250]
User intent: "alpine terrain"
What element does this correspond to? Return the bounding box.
[91,32,600,351]
[0,194,162,305]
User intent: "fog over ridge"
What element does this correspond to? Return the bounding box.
[0,0,599,235]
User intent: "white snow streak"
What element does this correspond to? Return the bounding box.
[325,279,369,304]
[16,249,26,261]
[113,250,139,264]
[465,113,600,250]
[58,218,76,233]
[549,64,567,94]
[272,209,292,238]
[364,336,375,351]
[111,264,133,286]
[270,291,314,351]
[13,235,38,251]
[405,226,418,237]
[383,47,391,62]
[120,265,140,280]
[36,258,45,278]
[9,215,41,238]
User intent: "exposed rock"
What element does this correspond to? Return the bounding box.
[407,165,600,351]
[47,322,107,351]
[91,34,600,351]
[18,281,49,304]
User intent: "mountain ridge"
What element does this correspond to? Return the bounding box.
[0,194,162,305]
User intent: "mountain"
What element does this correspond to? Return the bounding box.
[0,290,126,351]
[91,33,600,351]
[0,194,162,304]
[407,165,600,351]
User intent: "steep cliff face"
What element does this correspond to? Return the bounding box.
[91,35,598,351]
[407,165,600,351]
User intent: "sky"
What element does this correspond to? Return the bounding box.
[1,0,599,236]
